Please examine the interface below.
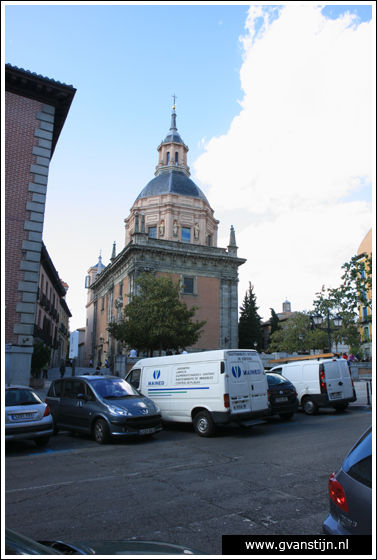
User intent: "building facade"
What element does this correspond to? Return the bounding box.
[84,104,246,367]
[34,244,72,368]
[5,64,76,385]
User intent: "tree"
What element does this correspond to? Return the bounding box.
[238,282,263,351]
[107,273,207,356]
[30,340,51,378]
[269,312,327,354]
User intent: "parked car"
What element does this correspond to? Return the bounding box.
[5,527,207,555]
[45,375,162,444]
[269,357,356,414]
[323,426,372,535]
[266,372,298,420]
[5,385,53,447]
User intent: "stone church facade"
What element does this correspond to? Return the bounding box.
[84,103,245,367]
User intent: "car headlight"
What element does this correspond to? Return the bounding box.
[107,405,132,416]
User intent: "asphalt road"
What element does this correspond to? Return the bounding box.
[5,408,372,555]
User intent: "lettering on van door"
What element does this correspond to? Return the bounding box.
[173,365,217,385]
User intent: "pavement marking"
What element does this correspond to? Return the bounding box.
[5,475,119,494]
[28,448,74,456]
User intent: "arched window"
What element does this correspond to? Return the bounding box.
[166,152,170,164]
[175,151,178,164]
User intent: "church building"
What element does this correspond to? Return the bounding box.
[84,102,246,367]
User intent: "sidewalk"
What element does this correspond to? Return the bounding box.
[36,368,372,411]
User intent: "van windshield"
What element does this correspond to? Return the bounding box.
[90,378,140,399]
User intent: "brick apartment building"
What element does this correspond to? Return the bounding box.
[5,64,76,385]
[84,103,246,368]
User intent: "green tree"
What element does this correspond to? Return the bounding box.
[107,273,207,356]
[238,282,263,351]
[30,340,51,378]
[269,312,327,354]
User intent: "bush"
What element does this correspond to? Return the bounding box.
[30,341,51,378]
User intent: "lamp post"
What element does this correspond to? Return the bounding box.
[299,334,303,355]
[311,309,342,353]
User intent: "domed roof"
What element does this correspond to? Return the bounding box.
[136,169,210,205]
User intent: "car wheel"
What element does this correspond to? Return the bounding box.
[279,412,294,421]
[52,414,60,436]
[302,397,319,415]
[333,403,349,412]
[193,411,215,437]
[94,419,110,444]
[34,436,50,447]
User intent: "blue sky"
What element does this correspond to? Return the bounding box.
[3,2,374,332]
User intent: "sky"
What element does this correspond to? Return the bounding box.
[3,2,375,333]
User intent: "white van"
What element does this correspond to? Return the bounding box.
[126,350,270,437]
[269,358,356,415]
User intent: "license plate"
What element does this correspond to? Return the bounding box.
[329,392,342,400]
[139,428,155,435]
[11,413,33,420]
[233,403,246,410]
[275,397,288,403]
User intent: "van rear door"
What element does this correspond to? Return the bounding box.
[324,359,354,401]
[227,352,267,414]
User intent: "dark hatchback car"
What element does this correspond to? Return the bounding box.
[323,426,372,535]
[266,372,298,420]
[46,376,162,444]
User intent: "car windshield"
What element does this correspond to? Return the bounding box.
[5,389,42,406]
[89,378,140,399]
[267,373,289,386]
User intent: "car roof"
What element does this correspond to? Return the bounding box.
[6,384,35,390]
[57,375,120,381]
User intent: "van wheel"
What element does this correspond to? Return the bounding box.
[279,412,294,421]
[94,419,110,444]
[333,403,349,412]
[193,411,215,437]
[302,397,319,415]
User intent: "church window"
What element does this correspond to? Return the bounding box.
[175,151,178,164]
[182,227,191,243]
[167,152,170,164]
[119,281,123,297]
[148,226,157,239]
[183,277,194,295]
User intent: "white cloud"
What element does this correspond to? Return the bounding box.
[194,4,373,321]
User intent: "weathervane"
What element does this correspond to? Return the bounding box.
[172,94,177,107]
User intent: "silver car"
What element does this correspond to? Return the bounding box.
[323,426,372,535]
[5,385,53,447]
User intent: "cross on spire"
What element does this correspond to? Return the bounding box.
[172,94,177,106]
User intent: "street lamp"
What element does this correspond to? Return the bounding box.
[299,334,303,355]
[310,309,342,353]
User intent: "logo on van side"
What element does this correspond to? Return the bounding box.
[148,370,165,386]
[232,366,242,378]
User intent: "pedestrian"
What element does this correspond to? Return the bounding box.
[348,353,358,362]
[182,348,187,354]
[70,358,73,367]
[42,361,49,379]
[60,362,66,378]
[105,359,108,368]
[89,359,93,368]
[95,365,101,375]
[166,349,173,355]
[342,352,348,360]
[129,349,137,358]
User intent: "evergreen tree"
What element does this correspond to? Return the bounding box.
[238,282,263,351]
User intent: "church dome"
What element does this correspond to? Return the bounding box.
[136,168,210,205]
